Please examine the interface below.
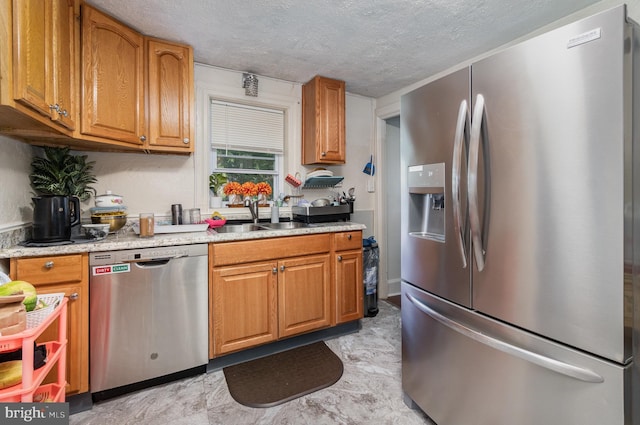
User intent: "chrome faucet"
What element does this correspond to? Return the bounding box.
[244,198,259,223]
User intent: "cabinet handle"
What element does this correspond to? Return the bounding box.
[60,108,69,117]
[44,261,54,269]
[347,234,352,240]
[338,255,343,262]
[69,292,79,300]
[140,135,147,142]
[183,138,190,144]
[49,103,60,113]
[321,151,326,157]
[272,267,277,274]
[280,265,285,272]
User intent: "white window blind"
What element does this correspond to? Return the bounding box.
[210,100,284,154]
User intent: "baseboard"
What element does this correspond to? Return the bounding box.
[207,320,361,372]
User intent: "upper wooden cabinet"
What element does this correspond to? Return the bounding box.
[302,75,346,165]
[0,2,193,153]
[80,5,193,153]
[81,5,144,146]
[12,0,77,131]
[147,38,193,150]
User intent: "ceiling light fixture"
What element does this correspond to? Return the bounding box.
[242,73,259,97]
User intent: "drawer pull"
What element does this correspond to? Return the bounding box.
[44,261,54,269]
[337,255,343,262]
[69,293,79,300]
[272,267,278,274]
[347,234,352,240]
[280,265,285,272]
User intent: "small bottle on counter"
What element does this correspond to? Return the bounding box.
[139,213,155,237]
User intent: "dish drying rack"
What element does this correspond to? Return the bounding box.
[286,171,344,190]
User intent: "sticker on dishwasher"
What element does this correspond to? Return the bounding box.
[92,264,131,276]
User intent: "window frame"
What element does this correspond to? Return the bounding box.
[194,67,302,214]
[210,147,282,203]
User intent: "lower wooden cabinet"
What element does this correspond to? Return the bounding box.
[212,261,278,355]
[278,254,331,338]
[210,231,361,358]
[9,253,89,395]
[334,249,363,323]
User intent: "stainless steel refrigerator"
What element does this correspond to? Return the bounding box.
[400,5,639,425]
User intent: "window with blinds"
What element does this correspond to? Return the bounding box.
[210,100,284,153]
[209,100,284,201]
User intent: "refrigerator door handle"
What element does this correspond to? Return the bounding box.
[468,94,486,271]
[405,292,605,383]
[452,99,469,268]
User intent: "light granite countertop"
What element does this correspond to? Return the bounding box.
[0,222,366,259]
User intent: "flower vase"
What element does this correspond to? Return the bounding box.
[228,194,243,207]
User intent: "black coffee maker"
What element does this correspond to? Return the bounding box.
[32,195,80,243]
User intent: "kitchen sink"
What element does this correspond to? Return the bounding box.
[214,224,266,233]
[215,222,309,233]
[259,222,308,230]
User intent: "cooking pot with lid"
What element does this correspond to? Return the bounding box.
[95,190,124,207]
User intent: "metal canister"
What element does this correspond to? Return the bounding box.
[171,204,183,225]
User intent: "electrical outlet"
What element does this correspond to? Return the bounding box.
[367,179,375,193]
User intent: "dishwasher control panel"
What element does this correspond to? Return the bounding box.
[89,244,208,266]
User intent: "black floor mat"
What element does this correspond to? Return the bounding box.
[223,341,343,408]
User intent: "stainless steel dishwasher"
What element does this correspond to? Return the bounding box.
[89,244,208,394]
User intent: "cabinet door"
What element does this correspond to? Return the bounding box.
[81,5,144,145]
[13,0,76,130]
[147,38,193,151]
[10,254,89,395]
[50,0,76,130]
[13,0,51,116]
[302,76,345,164]
[335,249,363,324]
[212,262,278,356]
[278,254,331,338]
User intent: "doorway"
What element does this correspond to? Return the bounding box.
[383,116,401,297]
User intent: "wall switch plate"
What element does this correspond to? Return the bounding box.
[367,179,375,193]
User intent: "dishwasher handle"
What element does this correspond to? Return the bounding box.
[117,253,189,267]
[133,258,172,267]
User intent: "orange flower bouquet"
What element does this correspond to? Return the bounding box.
[241,182,258,197]
[223,181,243,205]
[256,182,272,204]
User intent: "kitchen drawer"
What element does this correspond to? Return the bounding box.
[11,254,85,285]
[212,234,331,267]
[334,231,362,251]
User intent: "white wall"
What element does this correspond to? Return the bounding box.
[0,136,35,231]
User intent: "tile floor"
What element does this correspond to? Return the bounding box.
[70,300,434,425]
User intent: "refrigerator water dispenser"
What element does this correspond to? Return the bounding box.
[407,163,445,242]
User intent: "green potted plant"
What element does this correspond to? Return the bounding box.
[30,146,97,201]
[209,172,228,208]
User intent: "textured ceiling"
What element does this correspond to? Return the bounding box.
[86,0,601,98]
